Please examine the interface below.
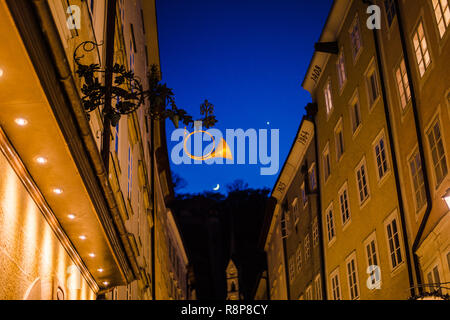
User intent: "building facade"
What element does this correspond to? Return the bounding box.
[301,0,450,299]
[0,0,191,300]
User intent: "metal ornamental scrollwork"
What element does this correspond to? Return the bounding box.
[74,41,145,126]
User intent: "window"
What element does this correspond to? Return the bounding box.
[335,119,345,161]
[312,218,319,247]
[350,99,362,134]
[346,253,360,300]
[395,58,411,110]
[356,158,370,205]
[384,0,397,26]
[314,274,322,300]
[350,16,362,60]
[301,182,308,207]
[364,233,381,289]
[427,117,448,187]
[292,198,299,223]
[385,214,403,269]
[366,68,380,107]
[323,144,331,182]
[413,21,431,77]
[127,147,133,200]
[409,150,427,212]
[281,211,290,239]
[324,80,334,116]
[374,132,390,180]
[309,163,317,191]
[426,265,442,294]
[338,183,351,226]
[326,204,336,243]
[305,285,313,300]
[337,50,347,89]
[289,256,295,283]
[304,234,311,260]
[330,269,342,300]
[432,0,450,38]
[296,246,302,272]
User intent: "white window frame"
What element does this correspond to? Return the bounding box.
[372,129,390,183]
[425,114,449,189]
[349,90,362,137]
[329,268,342,300]
[349,14,363,63]
[408,147,427,214]
[431,0,450,39]
[365,59,381,110]
[412,20,432,78]
[324,79,334,118]
[312,218,319,247]
[289,255,295,283]
[383,210,404,271]
[296,245,302,272]
[301,182,308,208]
[304,234,311,261]
[425,261,443,293]
[345,251,360,300]
[338,182,351,228]
[363,231,382,289]
[314,274,322,300]
[309,162,317,191]
[325,202,336,245]
[292,197,299,225]
[337,49,347,90]
[334,117,345,161]
[323,142,331,183]
[355,157,371,207]
[305,284,313,300]
[395,57,411,111]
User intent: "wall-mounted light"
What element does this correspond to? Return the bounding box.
[97,268,104,273]
[102,281,109,286]
[53,188,63,195]
[15,118,28,126]
[68,214,76,220]
[79,235,87,240]
[443,189,450,210]
[36,156,48,164]
[0,68,4,78]
[89,253,95,258]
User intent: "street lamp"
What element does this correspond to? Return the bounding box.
[443,188,450,210]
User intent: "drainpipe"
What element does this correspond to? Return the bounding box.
[393,0,433,295]
[305,104,327,300]
[362,0,415,297]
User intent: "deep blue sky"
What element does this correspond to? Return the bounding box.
[156,0,333,194]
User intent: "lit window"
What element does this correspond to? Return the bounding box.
[412,21,431,77]
[385,215,403,269]
[337,50,347,89]
[384,0,397,26]
[324,80,334,116]
[335,119,345,161]
[326,205,336,243]
[395,59,411,110]
[330,269,341,300]
[323,144,331,182]
[356,158,370,205]
[350,16,362,60]
[339,183,351,226]
[374,133,390,180]
[346,254,360,300]
[427,117,448,187]
[432,0,450,38]
[409,150,427,212]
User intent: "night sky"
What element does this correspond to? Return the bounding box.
[156,0,333,194]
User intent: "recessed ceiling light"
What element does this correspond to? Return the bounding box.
[15,118,28,126]
[97,268,104,273]
[89,253,96,258]
[53,188,63,195]
[68,214,76,220]
[36,157,48,164]
[79,235,87,240]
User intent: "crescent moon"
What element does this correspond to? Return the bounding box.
[213,184,220,191]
